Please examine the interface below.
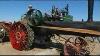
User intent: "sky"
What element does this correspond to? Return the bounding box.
[0,0,100,22]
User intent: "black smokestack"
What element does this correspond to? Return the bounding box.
[87,0,94,22]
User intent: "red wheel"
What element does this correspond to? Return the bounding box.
[9,22,34,51]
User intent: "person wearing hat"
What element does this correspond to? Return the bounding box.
[27,4,35,16]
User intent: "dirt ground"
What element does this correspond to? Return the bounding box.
[0,42,60,55]
[89,42,100,55]
[0,42,100,55]
[0,35,100,55]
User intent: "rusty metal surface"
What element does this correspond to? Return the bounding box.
[0,22,12,32]
[44,21,100,32]
[63,37,89,55]
[37,26,100,36]
[0,22,12,43]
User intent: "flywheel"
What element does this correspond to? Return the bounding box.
[9,22,34,51]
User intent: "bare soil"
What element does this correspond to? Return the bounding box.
[0,35,100,55]
[0,42,60,55]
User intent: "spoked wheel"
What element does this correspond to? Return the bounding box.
[64,36,89,55]
[9,22,34,51]
[0,22,11,43]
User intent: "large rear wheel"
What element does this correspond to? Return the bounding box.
[9,22,34,51]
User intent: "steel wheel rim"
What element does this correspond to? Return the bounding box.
[9,22,28,50]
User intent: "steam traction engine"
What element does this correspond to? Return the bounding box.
[9,5,74,51]
[7,4,100,55]
[0,0,100,55]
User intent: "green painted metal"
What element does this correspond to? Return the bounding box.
[31,10,43,25]
[61,15,73,22]
[21,9,43,26]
